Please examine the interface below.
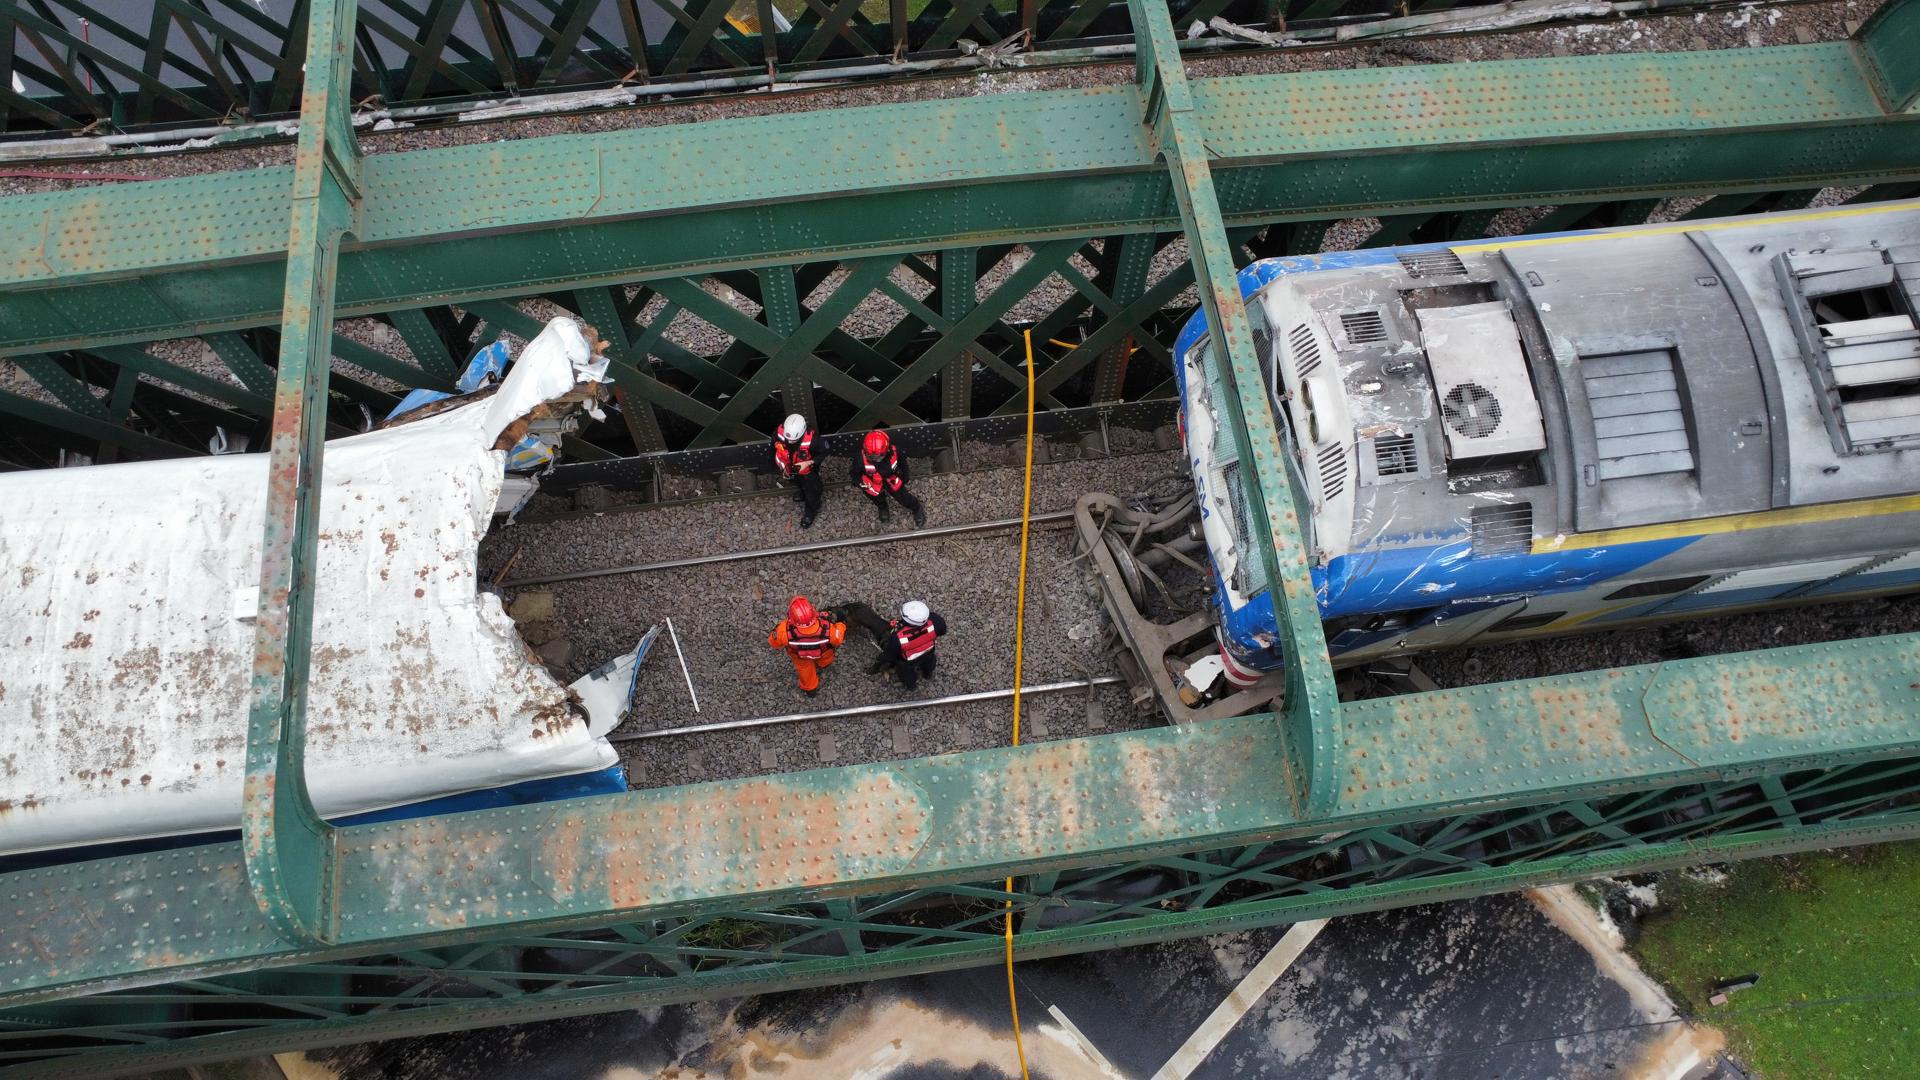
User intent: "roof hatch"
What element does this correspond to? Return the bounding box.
[1415,301,1548,459]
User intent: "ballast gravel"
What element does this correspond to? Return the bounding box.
[482,444,1186,582]
[490,449,1186,789]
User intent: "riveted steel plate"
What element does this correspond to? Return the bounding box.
[1337,632,1920,813]
[6,42,1920,357]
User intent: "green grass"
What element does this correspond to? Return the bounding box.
[1632,846,1920,1078]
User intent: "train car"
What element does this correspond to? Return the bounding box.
[0,317,644,868]
[1171,200,1920,680]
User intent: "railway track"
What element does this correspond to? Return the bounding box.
[481,447,1182,791]
[483,438,1920,793]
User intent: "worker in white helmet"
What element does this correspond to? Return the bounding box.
[771,412,823,529]
[880,600,947,690]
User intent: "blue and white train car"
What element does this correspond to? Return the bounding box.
[0,318,642,869]
[1174,201,1920,675]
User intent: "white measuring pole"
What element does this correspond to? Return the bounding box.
[664,616,700,713]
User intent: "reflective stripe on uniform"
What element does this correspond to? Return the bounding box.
[860,449,903,495]
[776,431,815,475]
[894,620,937,661]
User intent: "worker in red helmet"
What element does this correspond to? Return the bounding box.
[879,599,947,690]
[768,595,847,695]
[849,425,927,527]
[772,412,823,529]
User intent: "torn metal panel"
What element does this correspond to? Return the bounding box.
[0,318,617,856]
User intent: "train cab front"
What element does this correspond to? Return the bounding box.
[1178,243,1565,678]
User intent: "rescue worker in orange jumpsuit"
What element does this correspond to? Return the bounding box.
[879,600,947,690]
[773,413,823,529]
[768,595,847,695]
[851,426,927,527]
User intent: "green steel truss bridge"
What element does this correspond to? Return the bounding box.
[1,0,1919,1073]
[0,0,1844,138]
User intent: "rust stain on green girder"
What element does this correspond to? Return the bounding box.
[1341,672,1659,805]
[1644,641,1920,755]
[339,771,932,931]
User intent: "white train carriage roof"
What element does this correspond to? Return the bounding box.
[0,318,618,856]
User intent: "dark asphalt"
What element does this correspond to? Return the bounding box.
[304,891,1698,1079]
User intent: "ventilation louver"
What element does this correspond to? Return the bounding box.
[1373,433,1419,477]
[1221,461,1265,594]
[1398,250,1467,278]
[1340,311,1388,346]
[1471,503,1533,555]
[1782,247,1920,452]
[1318,442,1347,502]
[1579,349,1696,479]
[1289,324,1322,380]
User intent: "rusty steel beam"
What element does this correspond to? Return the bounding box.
[239,0,363,947]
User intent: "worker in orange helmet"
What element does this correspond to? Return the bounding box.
[768,595,847,695]
[850,426,927,527]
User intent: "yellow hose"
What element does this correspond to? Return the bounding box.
[1002,329,1037,1080]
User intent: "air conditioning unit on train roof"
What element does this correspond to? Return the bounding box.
[1415,300,1548,460]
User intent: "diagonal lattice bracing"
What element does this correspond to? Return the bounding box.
[6,752,1919,1074]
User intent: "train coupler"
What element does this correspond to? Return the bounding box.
[1074,492,1286,724]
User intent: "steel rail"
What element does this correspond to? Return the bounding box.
[516,445,1172,526]
[501,510,1078,587]
[612,675,1126,741]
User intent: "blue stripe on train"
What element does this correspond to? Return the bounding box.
[0,764,630,874]
[1173,232,1644,670]
[1798,566,1920,599]
[1217,534,1696,666]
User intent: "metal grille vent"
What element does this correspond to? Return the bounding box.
[1373,433,1419,476]
[1442,382,1503,439]
[1580,350,1696,478]
[1340,311,1388,346]
[1318,442,1347,502]
[1289,324,1322,380]
[1221,461,1265,593]
[1471,503,1534,555]
[1398,250,1467,278]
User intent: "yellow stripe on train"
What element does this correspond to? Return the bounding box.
[1531,493,1920,555]
[1455,199,1920,256]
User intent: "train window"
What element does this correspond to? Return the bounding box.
[1490,610,1564,633]
[1603,574,1711,600]
[1323,608,1433,636]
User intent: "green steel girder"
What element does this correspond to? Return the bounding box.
[5,29,1920,364]
[2,10,1919,1072]
[239,0,362,948]
[3,634,1919,1074]
[5,632,1918,1010]
[1130,0,1336,808]
[1860,0,1920,113]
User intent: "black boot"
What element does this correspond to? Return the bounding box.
[800,509,817,529]
[877,500,891,524]
[912,502,927,527]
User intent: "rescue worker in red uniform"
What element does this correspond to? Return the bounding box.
[768,595,847,695]
[850,427,926,527]
[880,600,947,690]
[772,413,823,529]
